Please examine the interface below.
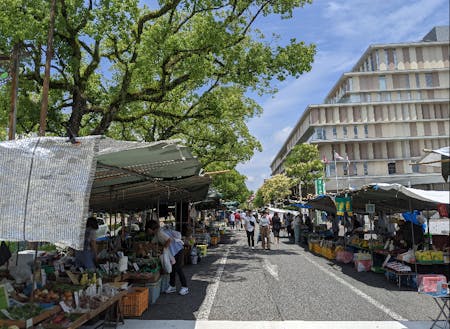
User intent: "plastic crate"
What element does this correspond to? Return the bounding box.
[120,287,149,317]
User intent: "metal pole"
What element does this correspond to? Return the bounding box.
[39,0,57,136]
[334,156,339,194]
[8,43,19,140]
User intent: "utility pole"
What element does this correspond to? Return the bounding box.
[39,0,57,136]
[8,44,20,140]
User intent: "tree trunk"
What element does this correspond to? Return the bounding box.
[67,86,86,136]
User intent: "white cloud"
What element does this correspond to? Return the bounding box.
[274,126,292,143]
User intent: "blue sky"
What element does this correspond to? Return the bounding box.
[236,0,450,192]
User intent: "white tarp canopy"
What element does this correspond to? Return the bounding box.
[267,207,300,217]
[0,136,209,249]
[347,183,450,213]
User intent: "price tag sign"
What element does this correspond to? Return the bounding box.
[26,318,33,329]
[132,263,140,271]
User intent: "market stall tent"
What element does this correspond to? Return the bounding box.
[346,183,450,214]
[303,195,337,214]
[0,136,210,249]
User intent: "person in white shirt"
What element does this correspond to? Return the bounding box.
[259,210,271,250]
[244,210,256,249]
[229,212,235,230]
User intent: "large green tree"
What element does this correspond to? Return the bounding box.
[259,174,292,205]
[0,0,315,171]
[209,168,251,204]
[284,143,323,197]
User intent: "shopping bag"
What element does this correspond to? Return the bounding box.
[160,248,173,273]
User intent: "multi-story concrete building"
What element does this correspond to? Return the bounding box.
[271,26,450,193]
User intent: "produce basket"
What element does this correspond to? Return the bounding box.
[120,287,149,317]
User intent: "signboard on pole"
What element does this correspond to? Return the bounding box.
[315,178,326,195]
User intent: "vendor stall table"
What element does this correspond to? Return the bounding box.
[384,267,416,288]
[58,290,126,329]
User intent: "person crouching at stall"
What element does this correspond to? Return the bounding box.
[145,220,189,296]
[75,217,98,271]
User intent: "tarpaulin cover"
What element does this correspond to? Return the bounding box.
[0,136,99,249]
[0,136,209,249]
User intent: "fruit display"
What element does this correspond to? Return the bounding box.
[415,250,444,263]
[33,289,60,303]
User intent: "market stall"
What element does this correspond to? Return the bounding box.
[0,136,213,327]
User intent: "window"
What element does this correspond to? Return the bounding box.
[382,92,391,101]
[416,91,422,100]
[397,92,402,100]
[315,127,326,140]
[415,73,420,88]
[348,78,353,91]
[412,164,419,173]
[370,53,375,71]
[354,126,358,138]
[343,163,348,176]
[366,93,371,102]
[392,49,398,69]
[364,124,369,137]
[332,126,337,138]
[343,126,348,138]
[406,91,411,100]
[379,76,387,90]
[350,94,361,103]
[363,162,368,175]
[388,162,396,175]
[375,50,380,69]
[384,49,389,66]
[330,162,336,175]
[352,163,358,176]
[425,73,433,87]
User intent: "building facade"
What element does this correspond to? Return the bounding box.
[271,26,450,193]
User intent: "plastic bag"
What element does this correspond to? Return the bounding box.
[160,248,172,273]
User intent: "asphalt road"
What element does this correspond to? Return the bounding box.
[138,228,444,326]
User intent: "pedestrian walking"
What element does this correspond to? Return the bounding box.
[271,212,281,244]
[259,210,271,250]
[234,211,241,230]
[244,210,256,249]
[229,211,235,230]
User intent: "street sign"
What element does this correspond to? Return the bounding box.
[314,178,325,195]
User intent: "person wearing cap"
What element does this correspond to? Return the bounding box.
[259,210,271,250]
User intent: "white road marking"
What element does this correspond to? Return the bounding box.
[302,253,408,321]
[123,320,438,329]
[263,258,279,281]
[195,249,229,320]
